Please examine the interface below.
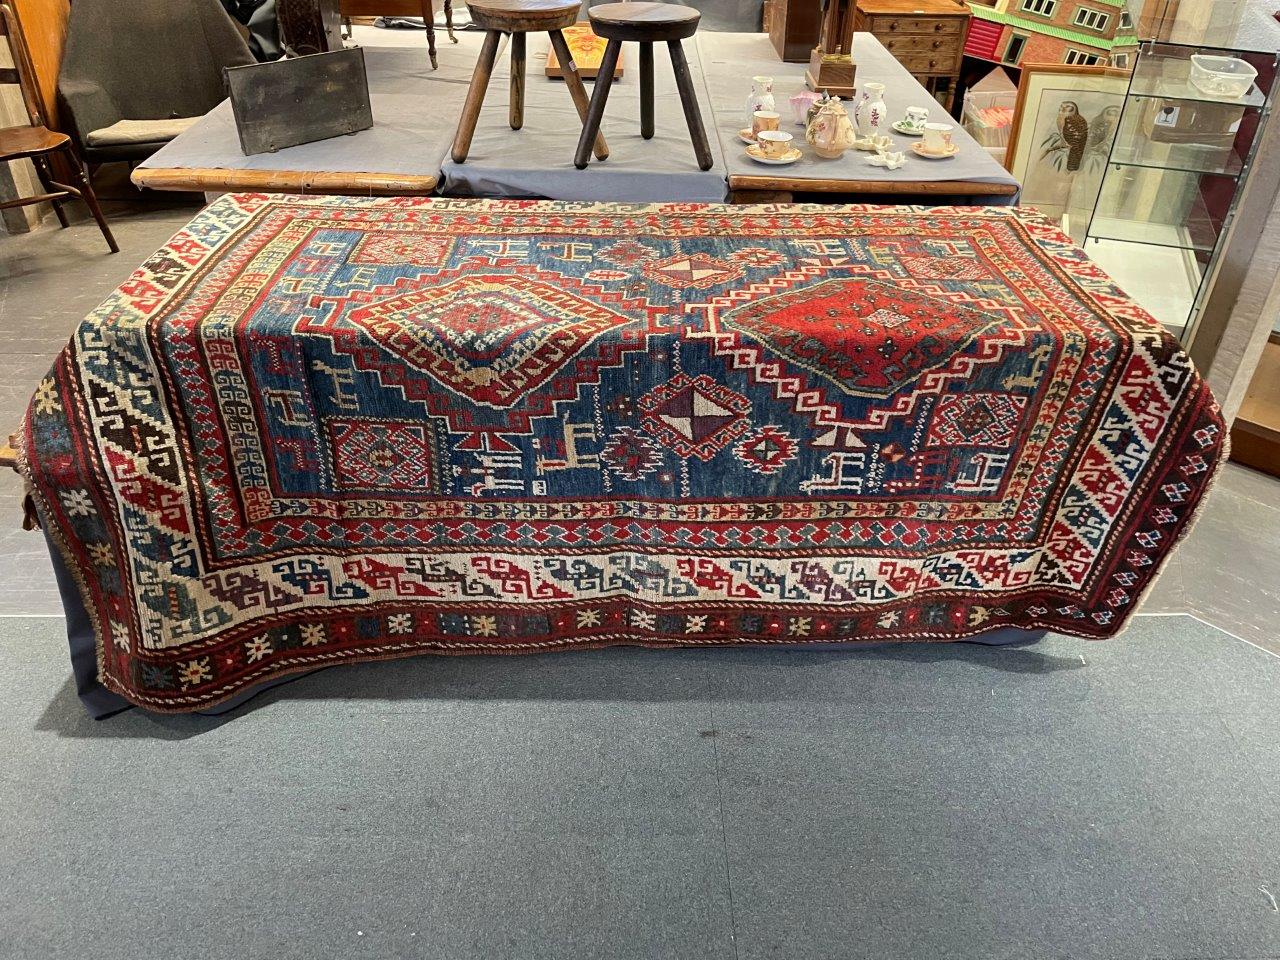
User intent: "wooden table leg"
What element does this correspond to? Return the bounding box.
[639,41,654,140]
[549,29,609,166]
[667,40,712,171]
[510,31,525,130]
[451,29,502,164]
[444,0,457,42]
[421,0,438,70]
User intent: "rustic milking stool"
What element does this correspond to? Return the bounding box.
[573,2,711,171]
[451,0,608,164]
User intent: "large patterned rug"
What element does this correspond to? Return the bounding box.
[20,196,1224,712]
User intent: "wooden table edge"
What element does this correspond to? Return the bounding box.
[131,167,440,196]
[727,174,1019,197]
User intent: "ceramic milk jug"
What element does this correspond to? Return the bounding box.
[745,76,776,126]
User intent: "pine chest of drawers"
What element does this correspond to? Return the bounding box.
[853,0,970,110]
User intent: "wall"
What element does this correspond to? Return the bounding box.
[1020,30,1109,63]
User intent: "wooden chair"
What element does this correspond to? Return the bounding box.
[340,0,457,70]
[451,0,607,164]
[574,2,710,171]
[1,2,116,252]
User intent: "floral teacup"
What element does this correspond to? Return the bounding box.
[900,106,930,132]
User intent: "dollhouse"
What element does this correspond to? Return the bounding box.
[964,0,1139,70]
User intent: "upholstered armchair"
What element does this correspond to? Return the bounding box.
[57,0,254,163]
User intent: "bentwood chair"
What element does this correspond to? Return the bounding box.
[0,3,116,252]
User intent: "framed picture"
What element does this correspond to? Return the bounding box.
[1007,64,1132,242]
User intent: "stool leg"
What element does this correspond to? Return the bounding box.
[451,29,502,164]
[510,32,525,130]
[550,29,608,163]
[639,41,654,140]
[668,40,713,171]
[420,0,438,70]
[572,37,621,169]
[444,0,457,42]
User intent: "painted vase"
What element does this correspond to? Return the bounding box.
[855,82,887,137]
[745,76,776,127]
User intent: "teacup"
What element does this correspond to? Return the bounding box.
[752,110,781,138]
[922,122,954,155]
[901,106,930,131]
[757,130,794,159]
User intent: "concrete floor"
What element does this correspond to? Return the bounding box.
[2,183,1279,653]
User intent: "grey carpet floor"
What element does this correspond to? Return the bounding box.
[2,613,1279,960]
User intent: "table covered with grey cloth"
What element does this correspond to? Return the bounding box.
[135,30,1020,203]
[137,40,485,190]
[697,32,1020,201]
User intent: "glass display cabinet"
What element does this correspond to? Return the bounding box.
[1083,41,1278,342]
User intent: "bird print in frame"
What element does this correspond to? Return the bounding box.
[1008,66,1130,242]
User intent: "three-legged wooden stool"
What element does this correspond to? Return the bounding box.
[573,2,711,171]
[451,0,608,164]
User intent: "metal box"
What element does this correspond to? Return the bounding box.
[226,47,373,156]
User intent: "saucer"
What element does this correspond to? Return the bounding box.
[746,143,803,165]
[891,120,925,136]
[739,128,757,144]
[911,141,959,159]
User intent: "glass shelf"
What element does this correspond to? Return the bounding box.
[1108,154,1243,178]
[1128,52,1266,108]
[1086,216,1218,253]
[1108,106,1246,177]
[1090,167,1225,252]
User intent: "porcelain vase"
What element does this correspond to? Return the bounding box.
[855,82,887,137]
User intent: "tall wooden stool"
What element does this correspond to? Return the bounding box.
[573,2,711,171]
[451,0,607,164]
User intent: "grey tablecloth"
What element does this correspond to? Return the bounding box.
[439,33,728,202]
[137,41,482,184]
[697,32,1020,198]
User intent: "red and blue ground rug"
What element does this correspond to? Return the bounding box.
[19,196,1225,711]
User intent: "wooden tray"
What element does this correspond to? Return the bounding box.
[545,22,623,80]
